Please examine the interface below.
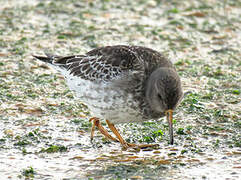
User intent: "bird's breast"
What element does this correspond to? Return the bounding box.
[64,73,146,124]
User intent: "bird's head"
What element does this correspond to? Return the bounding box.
[145,67,183,144]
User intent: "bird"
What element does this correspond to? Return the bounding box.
[33,45,183,149]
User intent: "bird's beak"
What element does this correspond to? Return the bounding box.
[165,109,173,145]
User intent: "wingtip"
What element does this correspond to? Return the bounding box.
[32,54,52,63]
[32,54,41,58]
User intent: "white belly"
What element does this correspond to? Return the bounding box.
[64,73,144,124]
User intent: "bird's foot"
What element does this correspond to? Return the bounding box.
[105,120,159,150]
[89,117,119,142]
[90,118,159,150]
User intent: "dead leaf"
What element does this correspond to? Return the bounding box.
[114,159,130,162]
[157,159,171,165]
[206,157,215,161]
[47,103,59,106]
[177,25,184,30]
[24,123,43,127]
[70,156,84,160]
[153,150,161,154]
[170,148,178,151]
[127,156,139,160]
[186,158,200,163]
[4,129,14,136]
[176,155,186,159]
[185,12,206,17]
[96,157,107,160]
[212,35,227,40]
[78,130,86,135]
[0,53,9,57]
[232,151,241,155]
[24,107,43,115]
[130,176,143,179]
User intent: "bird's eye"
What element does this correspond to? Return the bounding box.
[158,94,163,101]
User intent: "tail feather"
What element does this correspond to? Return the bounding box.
[32,54,55,64]
[33,53,77,66]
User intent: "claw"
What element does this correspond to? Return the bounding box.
[89,118,159,150]
[89,117,119,142]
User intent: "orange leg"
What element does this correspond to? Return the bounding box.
[106,119,130,148]
[90,118,96,140]
[89,117,118,142]
[106,120,159,149]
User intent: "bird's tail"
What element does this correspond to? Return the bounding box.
[32,53,60,64]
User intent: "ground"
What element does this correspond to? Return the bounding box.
[0,0,240,179]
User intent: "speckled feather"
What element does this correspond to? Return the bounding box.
[33,45,178,124]
[40,46,173,80]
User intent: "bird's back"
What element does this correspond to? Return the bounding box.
[33,45,176,123]
[34,45,174,81]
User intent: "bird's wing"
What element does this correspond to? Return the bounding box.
[34,45,144,82]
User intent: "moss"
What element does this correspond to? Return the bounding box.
[176,128,186,135]
[22,166,35,178]
[40,145,68,153]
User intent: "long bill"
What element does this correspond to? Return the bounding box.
[165,109,174,145]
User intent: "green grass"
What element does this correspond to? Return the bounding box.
[21,166,35,178]
[40,145,68,153]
